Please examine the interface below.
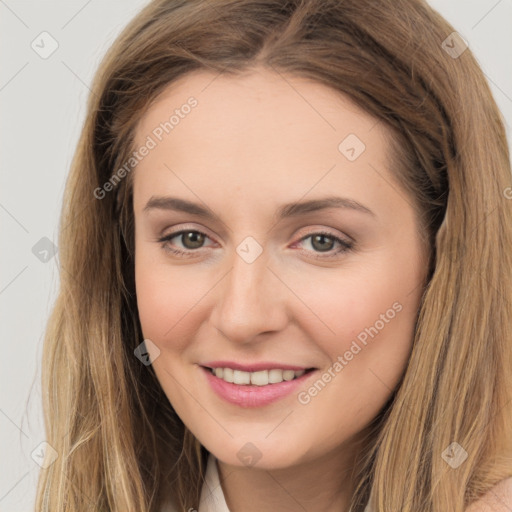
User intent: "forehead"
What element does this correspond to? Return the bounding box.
[133,67,389,156]
[131,68,400,219]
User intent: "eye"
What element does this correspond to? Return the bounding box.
[157,228,354,260]
[158,229,214,257]
[293,231,354,259]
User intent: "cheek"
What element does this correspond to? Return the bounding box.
[295,256,423,385]
[135,255,204,350]
[289,272,421,444]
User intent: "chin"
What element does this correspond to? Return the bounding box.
[200,433,311,470]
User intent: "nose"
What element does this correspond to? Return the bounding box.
[209,244,289,345]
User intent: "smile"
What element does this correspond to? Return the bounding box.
[200,365,317,408]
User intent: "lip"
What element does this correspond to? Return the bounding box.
[201,360,310,372]
[200,365,317,408]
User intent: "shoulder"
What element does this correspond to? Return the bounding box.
[465,477,512,512]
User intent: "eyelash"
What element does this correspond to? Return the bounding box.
[157,229,354,260]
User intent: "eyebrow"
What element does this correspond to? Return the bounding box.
[143,195,376,220]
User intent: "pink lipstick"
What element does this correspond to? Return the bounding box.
[200,363,316,408]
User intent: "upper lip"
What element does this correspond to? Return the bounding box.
[201,361,314,372]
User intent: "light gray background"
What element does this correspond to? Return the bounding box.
[1,1,511,510]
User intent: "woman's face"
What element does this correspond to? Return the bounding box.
[132,67,429,470]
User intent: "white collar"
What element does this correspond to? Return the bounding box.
[198,453,231,512]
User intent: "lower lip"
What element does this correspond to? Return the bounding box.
[201,366,316,408]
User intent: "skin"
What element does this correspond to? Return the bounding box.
[132,66,430,512]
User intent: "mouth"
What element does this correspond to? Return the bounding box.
[199,363,318,408]
[203,366,316,386]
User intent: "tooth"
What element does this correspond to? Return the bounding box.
[233,370,251,385]
[251,370,269,386]
[213,367,307,385]
[282,370,295,381]
[268,369,284,383]
[223,368,234,383]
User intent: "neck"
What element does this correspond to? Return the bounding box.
[217,439,363,512]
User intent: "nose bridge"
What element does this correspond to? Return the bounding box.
[211,245,286,343]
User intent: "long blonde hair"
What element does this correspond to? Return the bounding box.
[36,0,512,510]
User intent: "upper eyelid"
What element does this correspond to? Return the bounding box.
[160,224,217,240]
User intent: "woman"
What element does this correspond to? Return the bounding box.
[36,0,512,511]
